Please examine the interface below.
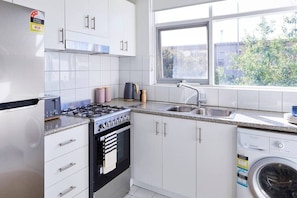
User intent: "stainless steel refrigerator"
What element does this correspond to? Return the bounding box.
[0,1,45,198]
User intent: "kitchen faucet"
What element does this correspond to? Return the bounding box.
[177,81,206,108]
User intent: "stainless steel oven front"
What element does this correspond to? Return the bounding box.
[89,115,131,198]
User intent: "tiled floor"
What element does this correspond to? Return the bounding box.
[123,185,169,198]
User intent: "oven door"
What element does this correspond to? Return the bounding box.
[92,122,131,192]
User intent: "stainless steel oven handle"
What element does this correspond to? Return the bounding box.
[116,125,131,134]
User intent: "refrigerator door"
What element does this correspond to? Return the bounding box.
[0,100,44,198]
[0,1,45,103]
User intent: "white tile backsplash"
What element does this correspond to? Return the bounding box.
[169,87,185,103]
[283,91,297,112]
[259,90,282,112]
[45,52,120,105]
[238,90,259,110]
[219,88,238,108]
[60,71,76,90]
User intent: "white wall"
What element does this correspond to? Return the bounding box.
[45,52,120,105]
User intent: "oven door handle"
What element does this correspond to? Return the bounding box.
[116,125,131,134]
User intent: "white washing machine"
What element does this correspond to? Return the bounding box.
[237,127,297,198]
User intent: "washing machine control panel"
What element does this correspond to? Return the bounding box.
[270,138,297,157]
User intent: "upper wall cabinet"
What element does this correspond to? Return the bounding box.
[65,0,109,38]
[109,0,136,56]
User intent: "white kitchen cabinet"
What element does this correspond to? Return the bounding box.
[109,0,135,56]
[44,124,89,198]
[196,121,237,198]
[65,0,109,38]
[133,113,196,198]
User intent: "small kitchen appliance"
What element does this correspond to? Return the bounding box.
[62,102,131,198]
[44,96,61,121]
[124,82,139,101]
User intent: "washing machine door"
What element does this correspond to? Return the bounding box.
[249,157,297,198]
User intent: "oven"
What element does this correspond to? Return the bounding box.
[91,121,130,192]
[61,103,131,198]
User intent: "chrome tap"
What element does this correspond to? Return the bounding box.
[177,81,206,108]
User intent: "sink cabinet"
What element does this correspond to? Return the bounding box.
[44,124,89,198]
[132,112,237,198]
[133,112,196,198]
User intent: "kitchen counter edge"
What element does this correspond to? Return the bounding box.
[44,115,90,136]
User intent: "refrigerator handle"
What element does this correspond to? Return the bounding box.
[0,98,40,111]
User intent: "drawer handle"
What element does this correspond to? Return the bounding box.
[59,186,76,197]
[59,139,76,147]
[58,162,76,172]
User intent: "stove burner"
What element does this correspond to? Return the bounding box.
[62,104,126,119]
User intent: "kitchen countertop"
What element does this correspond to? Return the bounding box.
[44,116,90,136]
[106,99,297,134]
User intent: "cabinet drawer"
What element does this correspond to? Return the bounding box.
[45,124,88,161]
[45,145,88,188]
[45,168,88,198]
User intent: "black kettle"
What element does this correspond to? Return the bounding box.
[124,82,139,101]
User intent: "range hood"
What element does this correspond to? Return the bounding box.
[64,30,110,54]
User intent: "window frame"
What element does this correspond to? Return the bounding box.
[154,1,297,87]
[156,22,210,84]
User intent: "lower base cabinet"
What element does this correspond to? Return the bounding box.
[132,112,237,198]
[44,124,89,198]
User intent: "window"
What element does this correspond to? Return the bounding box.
[155,0,297,87]
[157,25,209,84]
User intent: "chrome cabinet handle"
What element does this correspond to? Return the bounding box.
[91,17,96,30]
[59,139,76,147]
[125,41,128,51]
[84,15,90,28]
[155,121,160,135]
[198,128,202,143]
[163,123,167,137]
[120,40,124,50]
[59,186,76,197]
[59,28,64,43]
[58,162,76,172]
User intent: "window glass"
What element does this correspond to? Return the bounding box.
[158,26,208,83]
[155,4,209,24]
[214,12,297,86]
[155,0,297,87]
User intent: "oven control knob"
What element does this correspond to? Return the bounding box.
[105,122,109,128]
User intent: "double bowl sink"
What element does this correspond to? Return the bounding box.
[166,105,235,119]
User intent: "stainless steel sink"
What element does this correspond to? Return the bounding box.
[166,105,197,112]
[194,107,235,118]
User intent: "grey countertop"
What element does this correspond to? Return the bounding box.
[106,99,297,134]
[44,99,297,136]
[44,116,90,136]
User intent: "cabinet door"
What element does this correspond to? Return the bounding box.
[162,117,197,198]
[89,0,109,38]
[109,0,124,55]
[65,0,89,34]
[133,113,162,188]
[43,0,65,50]
[122,0,135,56]
[196,121,237,198]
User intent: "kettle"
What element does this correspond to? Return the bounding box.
[124,82,139,101]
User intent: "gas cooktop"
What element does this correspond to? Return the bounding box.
[62,104,127,119]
